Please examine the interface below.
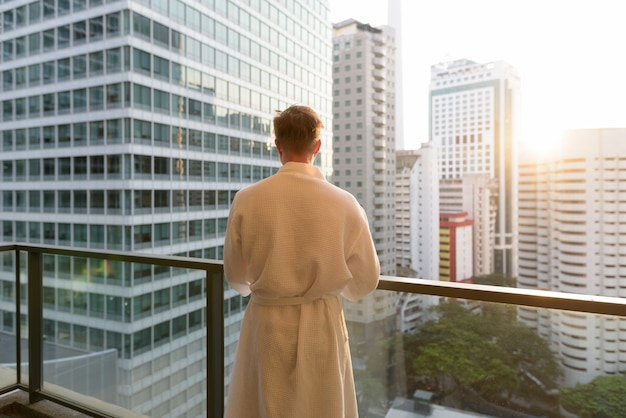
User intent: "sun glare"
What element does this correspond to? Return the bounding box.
[520,118,563,159]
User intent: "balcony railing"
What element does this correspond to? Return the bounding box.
[0,243,625,418]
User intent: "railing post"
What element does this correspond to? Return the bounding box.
[15,249,21,385]
[28,250,43,403]
[207,269,224,418]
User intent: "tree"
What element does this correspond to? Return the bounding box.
[411,327,519,398]
[561,375,626,418]
[404,301,560,400]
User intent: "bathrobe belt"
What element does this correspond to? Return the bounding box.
[251,293,338,306]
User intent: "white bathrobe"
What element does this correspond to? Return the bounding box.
[223,162,380,418]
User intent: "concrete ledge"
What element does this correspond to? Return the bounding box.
[0,389,89,418]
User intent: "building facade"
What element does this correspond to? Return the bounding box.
[395,146,439,333]
[439,212,473,283]
[430,58,520,279]
[440,175,497,277]
[0,0,333,416]
[396,146,439,281]
[331,19,396,389]
[518,129,626,386]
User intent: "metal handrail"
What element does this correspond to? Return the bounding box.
[0,244,223,418]
[1,244,625,417]
[378,275,626,317]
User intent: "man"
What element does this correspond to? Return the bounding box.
[224,105,380,418]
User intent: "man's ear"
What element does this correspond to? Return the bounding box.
[313,140,322,155]
[275,139,282,155]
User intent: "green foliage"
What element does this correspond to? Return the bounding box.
[561,375,626,418]
[354,368,386,407]
[472,273,517,287]
[404,301,561,399]
[411,327,519,397]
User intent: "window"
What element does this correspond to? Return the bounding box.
[74,0,87,12]
[28,160,40,180]
[29,2,41,23]
[90,156,105,179]
[43,61,55,84]
[153,21,169,47]
[28,33,40,56]
[106,12,121,37]
[89,51,103,75]
[107,83,122,108]
[89,86,103,110]
[43,159,54,178]
[106,155,122,179]
[15,37,26,58]
[132,12,151,40]
[74,191,87,214]
[106,48,122,73]
[133,84,151,110]
[73,55,87,79]
[153,56,169,81]
[58,192,71,213]
[42,94,54,115]
[89,17,103,41]
[57,25,70,49]
[154,90,169,114]
[57,58,70,81]
[58,159,71,178]
[130,120,149,146]
[57,91,70,115]
[74,89,87,112]
[133,48,151,74]
[43,29,54,52]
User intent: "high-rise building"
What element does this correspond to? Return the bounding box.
[387,0,404,150]
[439,212,473,283]
[395,146,439,281]
[395,146,439,333]
[430,58,520,278]
[0,1,333,416]
[440,175,497,277]
[518,128,626,386]
[331,18,396,380]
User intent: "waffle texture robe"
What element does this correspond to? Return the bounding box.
[223,162,380,418]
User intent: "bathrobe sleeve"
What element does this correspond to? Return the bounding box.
[341,206,380,302]
[223,194,252,297]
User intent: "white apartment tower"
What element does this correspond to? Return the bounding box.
[430,59,520,279]
[395,146,439,333]
[0,0,333,416]
[331,19,396,371]
[396,146,439,281]
[518,129,626,386]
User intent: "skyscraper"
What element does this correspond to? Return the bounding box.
[438,212,473,283]
[0,1,332,415]
[395,146,439,333]
[331,18,396,384]
[518,128,626,387]
[430,58,520,278]
[439,174,498,277]
[395,146,438,281]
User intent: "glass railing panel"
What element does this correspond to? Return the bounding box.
[38,254,208,418]
[0,248,19,388]
[347,289,626,418]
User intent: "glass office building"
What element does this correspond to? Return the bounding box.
[0,0,332,416]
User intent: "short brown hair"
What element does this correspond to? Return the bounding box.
[273,105,323,155]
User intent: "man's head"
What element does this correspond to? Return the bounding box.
[273,105,323,162]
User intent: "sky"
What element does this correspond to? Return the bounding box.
[329,0,626,150]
